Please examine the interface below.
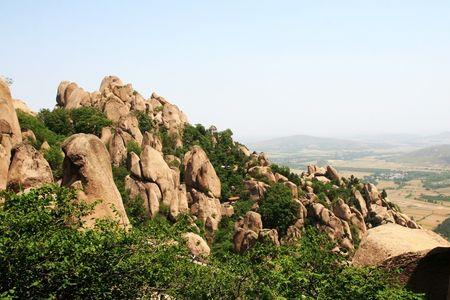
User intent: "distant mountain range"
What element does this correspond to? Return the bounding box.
[248,132,450,154]
[394,144,450,165]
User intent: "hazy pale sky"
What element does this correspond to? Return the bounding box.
[2,1,450,140]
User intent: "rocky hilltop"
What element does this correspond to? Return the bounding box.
[0,76,449,298]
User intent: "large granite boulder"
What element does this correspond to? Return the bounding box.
[61,134,130,228]
[184,146,221,198]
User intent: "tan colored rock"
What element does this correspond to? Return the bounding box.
[0,80,22,147]
[258,229,280,246]
[142,132,163,152]
[100,127,112,145]
[128,152,142,178]
[233,211,264,253]
[182,232,210,257]
[244,179,269,201]
[352,223,450,267]
[184,146,221,198]
[118,114,143,145]
[307,165,326,176]
[353,190,368,217]
[7,144,53,191]
[0,143,10,189]
[13,99,36,116]
[56,81,91,109]
[274,173,288,182]
[141,145,178,203]
[40,141,51,152]
[189,189,222,231]
[221,202,234,217]
[103,97,130,122]
[61,134,130,228]
[248,166,276,183]
[326,165,342,184]
[364,183,382,205]
[315,176,331,184]
[333,198,353,221]
[108,132,127,166]
[21,129,36,144]
[284,181,298,198]
[237,144,251,157]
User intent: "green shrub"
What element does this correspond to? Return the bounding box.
[258,183,299,236]
[126,140,142,156]
[38,108,73,136]
[70,107,112,136]
[43,144,65,180]
[16,110,64,147]
[135,111,154,133]
[0,185,423,299]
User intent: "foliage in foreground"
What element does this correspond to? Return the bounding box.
[0,185,423,299]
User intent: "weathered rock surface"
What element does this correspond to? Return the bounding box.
[353,223,450,267]
[182,232,210,257]
[189,189,222,231]
[233,211,263,253]
[7,144,53,191]
[0,79,22,148]
[184,146,221,198]
[61,134,130,228]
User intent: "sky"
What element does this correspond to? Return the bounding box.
[1,1,450,141]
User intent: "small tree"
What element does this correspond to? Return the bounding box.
[258,183,299,236]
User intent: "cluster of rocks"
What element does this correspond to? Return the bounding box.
[2,76,448,269]
[0,79,53,192]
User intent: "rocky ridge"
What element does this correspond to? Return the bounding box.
[1,76,448,280]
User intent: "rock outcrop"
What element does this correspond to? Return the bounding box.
[182,232,210,257]
[61,134,130,228]
[184,146,221,198]
[7,144,53,191]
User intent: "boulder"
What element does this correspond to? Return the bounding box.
[21,129,36,144]
[13,99,36,116]
[184,146,221,198]
[142,132,163,152]
[233,211,263,253]
[182,232,210,257]
[108,131,128,166]
[283,181,298,198]
[118,114,143,145]
[248,166,276,184]
[326,165,342,184]
[364,183,382,205]
[7,144,53,191]
[189,189,222,231]
[128,152,142,178]
[353,223,450,266]
[61,134,130,228]
[244,179,269,201]
[56,81,92,109]
[0,79,22,148]
[258,229,280,246]
[140,145,178,210]
[353,190,368,217]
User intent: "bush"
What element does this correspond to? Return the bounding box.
[135,111,154,133]
[38,108,73,136]
[43,144,65,180]
[126,140,142,156]
[258,183,299,236]
[16,110,64,147]
[0,185,423,299]
[70,107,112,136]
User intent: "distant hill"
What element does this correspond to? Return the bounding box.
[396,144,450,165]
[248,134,381,153]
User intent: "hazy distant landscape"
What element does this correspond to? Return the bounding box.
[249,133,450,230]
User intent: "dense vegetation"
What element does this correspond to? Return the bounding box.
[434,217,450,240]
[0,185,423,299]
[259,183,299,236]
